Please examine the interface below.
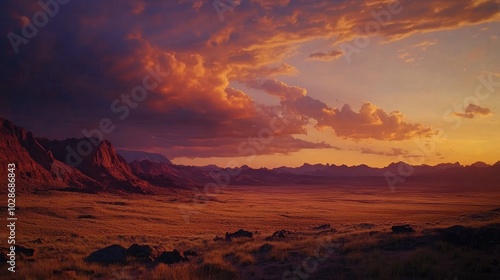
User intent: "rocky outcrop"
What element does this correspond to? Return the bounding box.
[16,245,35,258]
[87,244,190,265]
[225,229,253,241]
[0,118,57,189]
[439,224,500,249]
[85,245,127,264]
[183,249,198,257]
[38,137,151,193]
[0,118,100,192]
[156,249,187,264]
[265,229,292,241]
[391,225,415,234]
[126,244,166,262]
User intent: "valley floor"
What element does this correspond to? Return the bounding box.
[2,183,500,279]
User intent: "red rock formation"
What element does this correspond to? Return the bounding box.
[38,137,151,193]
[0,118,58,190]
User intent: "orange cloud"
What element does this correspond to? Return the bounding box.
[4,0,489,158]
[308,50,343,61]
[360,147,423,157]
[452,104,492,119]
[284,98,435,141]
[258,79,307,101]
[331,103,436,140]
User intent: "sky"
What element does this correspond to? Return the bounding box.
[1,0,499,168]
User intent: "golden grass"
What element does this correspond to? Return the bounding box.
[2,184,498,279]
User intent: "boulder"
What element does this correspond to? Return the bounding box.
[156,249,186,264]
[439,225,475,246]
[391,225,415,234]
[473,224,500,249]
[126,244,166,262]
[85,244,127,264]
[16,245,35,257]
[213,236,225,242]
[183,249,198,257]
[439,224,500,249]
[265,229,292,241]
[0,251,7,264]
[225,229,253,241]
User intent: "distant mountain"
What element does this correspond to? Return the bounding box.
[275,163,382,177]
[117,150,172,164]
[469,161,490,168]
[1,117,499,193]
[129,160,195,188]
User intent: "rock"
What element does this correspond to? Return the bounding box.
[126,244,166,262]
[265,229,292,241]
[0,252,7,264]
[213,236,225,242]
[439,224,500,249]
[439,225,475,246]
[359,223,375,229]
[258,243,274,254]
[313,224,331,230]
[272,230,288,238]
[183,249,198,257]
[225,229,253,241]
[85,244,127,264]
[16,245,35,257]
[156,249,186,264]
[473,224,500,249]
[391,225,415,234]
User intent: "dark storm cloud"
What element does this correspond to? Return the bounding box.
[1,0,496,158]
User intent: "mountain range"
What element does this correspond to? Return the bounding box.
[1,118,498,194]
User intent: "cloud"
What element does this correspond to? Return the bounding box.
[452,104,492,119]
[3,0,485,158]
[233,63,299,84]
[411,40,438,51]
[397,39,438,64]
[257,79,307,101]
[155,136,337,159]
[308,50,343,61]
[284,97,435,140]
[398,51,417,64]
[360,147,424,158]
[331,103,435,140]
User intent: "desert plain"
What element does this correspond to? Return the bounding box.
[3,181,499,280]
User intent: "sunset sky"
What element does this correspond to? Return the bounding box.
[1,0,499,168]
